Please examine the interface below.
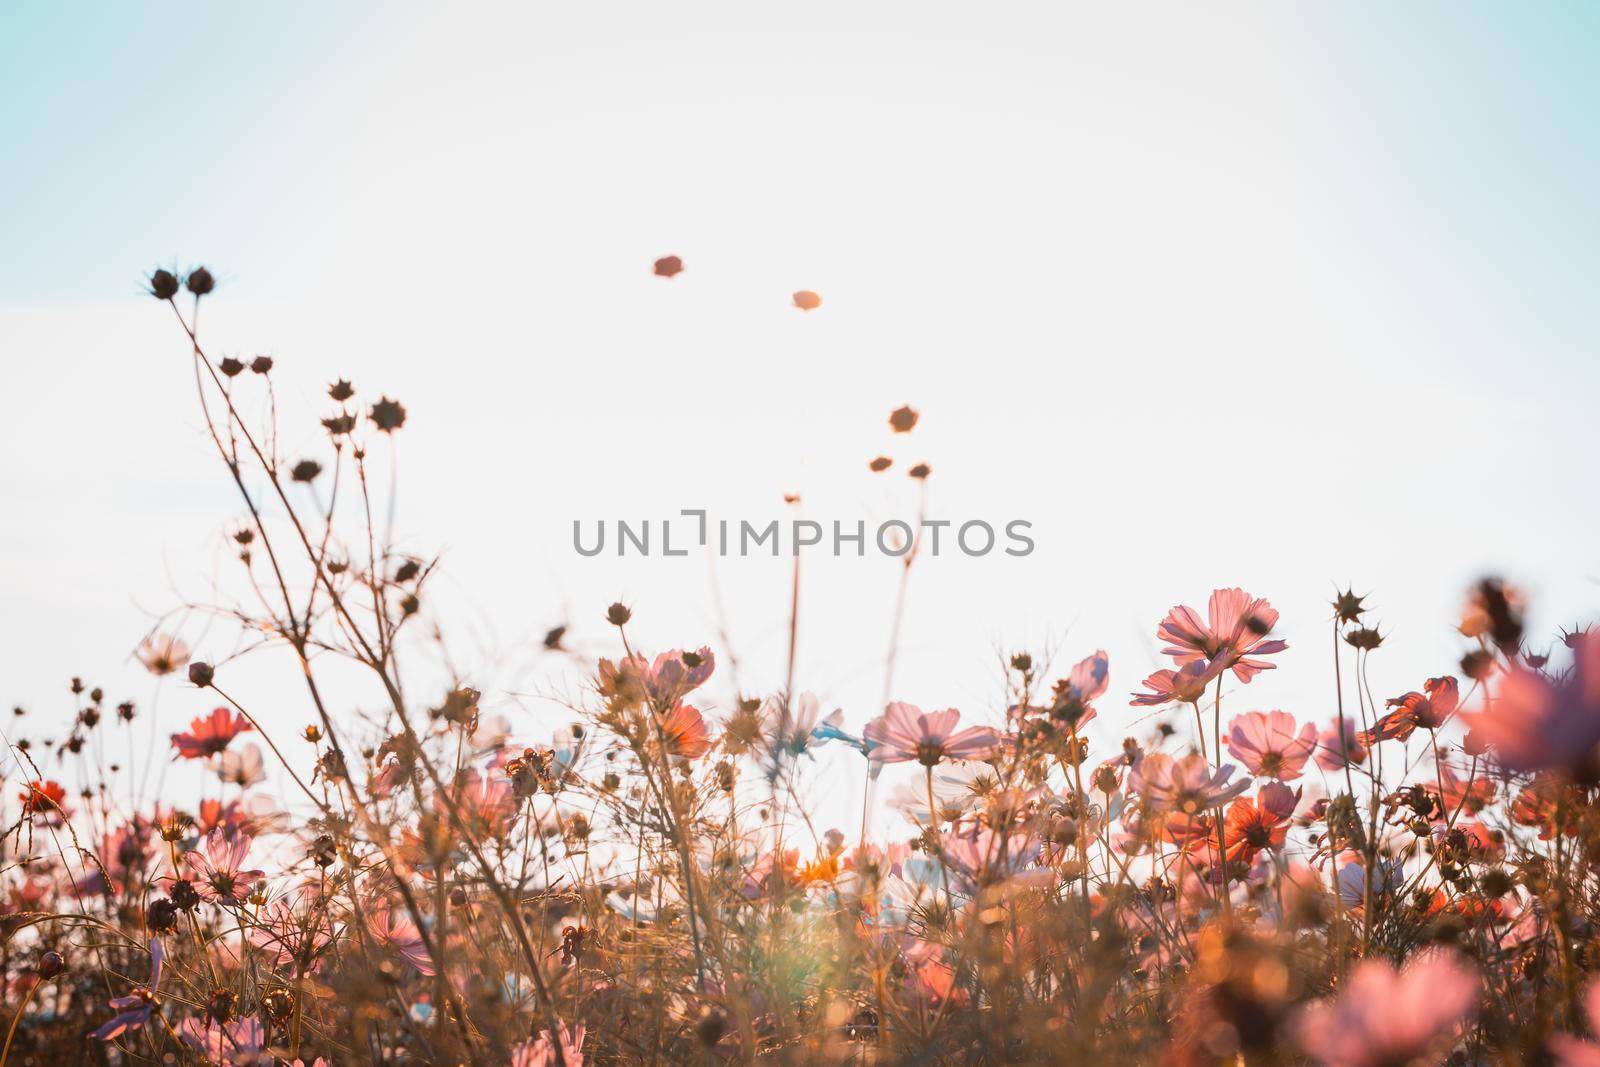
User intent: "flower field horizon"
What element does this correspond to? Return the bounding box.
[1,267,1597,1066]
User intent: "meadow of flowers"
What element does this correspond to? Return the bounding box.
[4,266,1600,1066]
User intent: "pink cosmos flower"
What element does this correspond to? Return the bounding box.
[1295,950,1478,1066]
[171,707,252,760]
[251,884,338,974]
[184,829,265,906]
[91,940,164,1041]
[1227,711,1316,780]
[369,906,435,975]
[437,769,518,835]
[1130,658,1225,707]
[1466,633,1600,773]
[512,1023,586,1067]
[600,648,714,707]
[179,1016,265,1063]
[864,703,999,766]
[1360,676,1460,744]
[939,825,1050,900]
[1049,650,1110,727]
[1129,753,1250,814]
[1316,720,1368,770]
[1550,978,1600,1067]
[1156,587,1288,683]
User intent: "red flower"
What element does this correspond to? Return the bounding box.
[20,780,68,817]
[171,707,252,760]
[1361,676,1460,744]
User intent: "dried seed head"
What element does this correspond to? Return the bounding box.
[290,459,323,483]
[1332,587,1367,624]
[653,255,684,278]
[369,397,407,433]
[185,267,215,296]
[1345,626,1384,651]
[206,988,238,1023]
[169,879,201,910]
[329,379,355,402]
[218,357,245,378]
[146,897,179,933]
[606,602,632,627]
[868,456,892,472]
[908,462,931,480]
[889,405,919,433]
[250,355,273,375]
[187,661,214,687]
[261,987,295,1024]
[37,950,64,979]
[148,269,180,301]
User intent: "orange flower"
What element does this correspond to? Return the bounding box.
[20,779,68,816]
[1221,782,1299,863]
[658,703,712,759]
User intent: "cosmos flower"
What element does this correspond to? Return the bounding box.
[1466,633,1600,773]
[887,760,994,826]
[171,707,252,760]
[19,779,69,821]
[179,1016,265,1063]
[600,648,715,708]
[1295,951,1478,1067]
[512,1022,586,1067]
[184,829,266,906]
[761,690,832,759]
[1437,760,1495,818]
[1221,782,1300,863]
[1048,650,1110,727]
[1130,658,1225,707]
[1130,753,1250,814]
[251,886,339,973]
[1156,587,1288,684]
[437,769,519,834]
[135,633,190,676]
[1336,857,1404,910]
[938,826,1049,901]
[91,940,164,1040]
[1316,720,1368,770]
[658,703,713,759]
[369,906,435,975]
[1227,711,1317,780]
[864,703,998,766]
[1360,676,1460,744]
[215,741,266,788]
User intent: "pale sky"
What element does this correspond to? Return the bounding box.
[2,3,1596,825]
